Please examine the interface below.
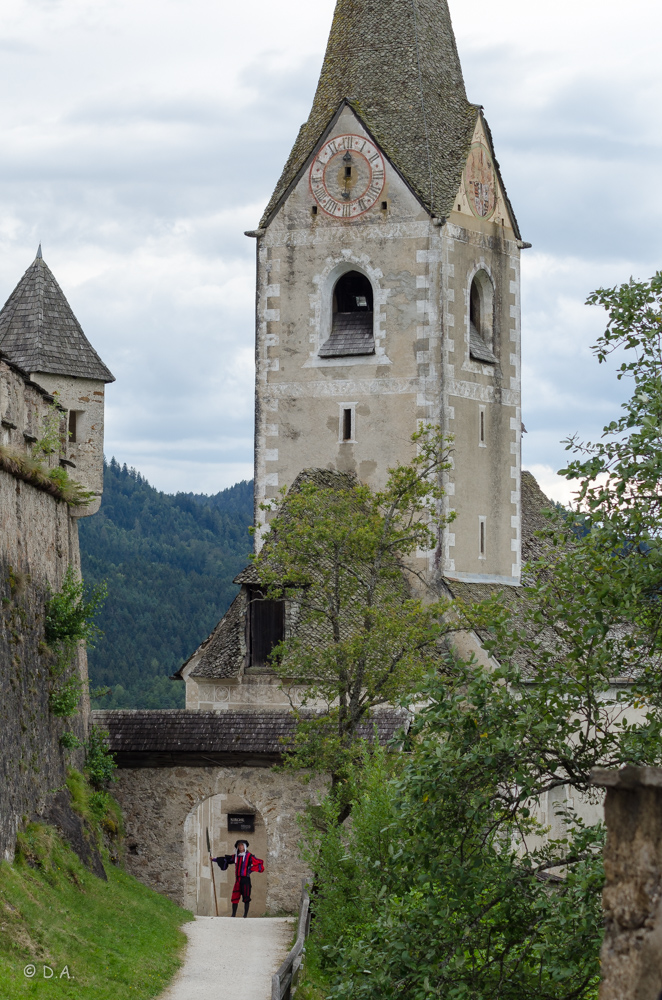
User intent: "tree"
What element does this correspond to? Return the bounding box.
[255,426,488,811]
[296,274,662,1000]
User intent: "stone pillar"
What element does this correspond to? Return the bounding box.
[591,765,662,1000]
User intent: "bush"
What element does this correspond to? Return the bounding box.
[45,565,106,648]
[84,726,117,789]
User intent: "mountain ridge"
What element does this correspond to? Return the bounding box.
[79,458,254,709]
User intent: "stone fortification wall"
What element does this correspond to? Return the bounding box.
[0,358,89,862]
[592,766,662,1000]
[111,765,325,915]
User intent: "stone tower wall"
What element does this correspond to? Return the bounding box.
[254,105,521,586]
[0,358,90,861]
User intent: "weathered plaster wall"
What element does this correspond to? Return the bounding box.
[30,373,106,517]
[592,766,662,1000]
[111,765,326,914]
[185,672,312,712]
[253,104,521,587]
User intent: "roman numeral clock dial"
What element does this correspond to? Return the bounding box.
[310,135,386,219]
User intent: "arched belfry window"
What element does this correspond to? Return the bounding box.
[319,271,375,358]
[469,271,497,365]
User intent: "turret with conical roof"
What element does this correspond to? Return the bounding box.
[0,249,114,516]
[0,249,114,384]
[250,0,525,589]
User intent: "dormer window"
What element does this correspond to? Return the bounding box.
[319,271,375,358]
[248,588,285,668]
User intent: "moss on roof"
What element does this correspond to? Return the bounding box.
[261,0,479,226]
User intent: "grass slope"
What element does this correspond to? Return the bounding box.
[0,804,192,998]
[79,459,254,710]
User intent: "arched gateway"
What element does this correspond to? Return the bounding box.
[94,708,403,915]
[184,793,268,917]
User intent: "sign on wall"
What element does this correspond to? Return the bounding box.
[228,813,255,833]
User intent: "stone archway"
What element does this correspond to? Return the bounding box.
[183,791,268,917]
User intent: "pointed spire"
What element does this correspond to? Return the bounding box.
[0,255,114,382]
[261,0,478,224]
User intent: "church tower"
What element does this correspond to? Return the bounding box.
[248,0,526,587]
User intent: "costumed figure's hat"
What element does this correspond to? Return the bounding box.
[235,839,249,849]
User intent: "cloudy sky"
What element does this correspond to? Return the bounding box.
[0,0,659,501]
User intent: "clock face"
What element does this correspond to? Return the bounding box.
[310,135,386,219]
[464,144,496,220]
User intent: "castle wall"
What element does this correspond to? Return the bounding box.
[0,362,90,861]
[110,765,326,914]
[29,372,106,518]
[254,105,521,587]
[592,767,662,1000]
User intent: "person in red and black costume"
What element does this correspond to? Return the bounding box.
[213,840,265,918]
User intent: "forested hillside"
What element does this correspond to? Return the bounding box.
[79,458,253,709]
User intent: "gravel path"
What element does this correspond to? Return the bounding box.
[159,916,295,1000]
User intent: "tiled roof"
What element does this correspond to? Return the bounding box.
[180,468,376,681]
[92,708,408,768]
[319,313,375,357]
[261,0,482,227]
[181,590,248,680]
[0,252,115,382]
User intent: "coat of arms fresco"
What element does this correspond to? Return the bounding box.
[464,144,496,219]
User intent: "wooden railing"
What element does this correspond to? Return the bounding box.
[272,881,311,1000]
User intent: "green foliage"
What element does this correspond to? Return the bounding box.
[45,565,106,648]
[257,426,473,802]
[78,459,254,709]
[84,727,117,790]
[305,674,607,1000]
[0,397,95,507]
[49,677,84,718]
[64,769,122,837]
[0,820,191,998]
[58,732,83,751]
[45,566,106,718]
[31,397,65,460]
[300,274,662,1000]
[560,272,662,659]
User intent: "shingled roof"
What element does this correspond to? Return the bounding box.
[177,467,379,682]
[92,708,408,768]
[261,0,481,227]
[0,250,115,382]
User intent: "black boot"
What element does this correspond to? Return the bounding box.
[243,902,250,918]
[231,904,238,917]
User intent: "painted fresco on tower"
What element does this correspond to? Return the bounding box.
[464,143,496,219]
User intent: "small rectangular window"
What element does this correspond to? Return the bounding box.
[345,165,352,179]
[343,408,352,442]
[479,517,487,559]
[68,410,77,444]
[381,201,388,211]
[479,406,486,447]
[311,205,318,216]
